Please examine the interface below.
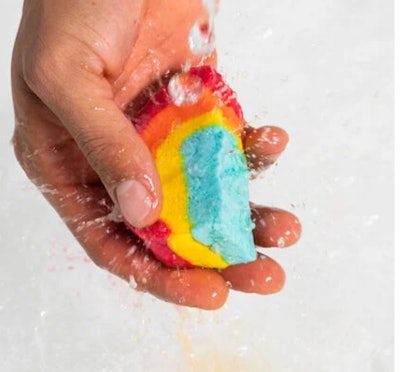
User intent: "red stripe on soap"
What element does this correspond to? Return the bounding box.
[190,66,244,120]
[127,220,194,268]
[132,66,244,136]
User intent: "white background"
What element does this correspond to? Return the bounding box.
[0,1,393,371]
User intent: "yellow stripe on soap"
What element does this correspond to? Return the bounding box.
[156,109,240,268]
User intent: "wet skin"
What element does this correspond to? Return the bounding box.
[12,0,301,309]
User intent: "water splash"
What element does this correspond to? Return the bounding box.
[202,0,220,16]
[188,21,215,57]
[168,73,204,106]
[188,0,219,57]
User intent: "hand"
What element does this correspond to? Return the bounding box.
[12,0,301,309]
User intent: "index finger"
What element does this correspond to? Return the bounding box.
[244,125,289,175]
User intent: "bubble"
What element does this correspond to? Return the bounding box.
[168,73,205,106]
[188,21,215,56]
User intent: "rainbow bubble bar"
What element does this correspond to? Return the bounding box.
[126,66,256,268]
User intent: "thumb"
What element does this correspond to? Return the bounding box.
[43,77,162,228]
[70,99,162,228]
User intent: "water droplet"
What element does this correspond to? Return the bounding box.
[277,237,286,247]
[188,21,215,56]
[129,275,138,289]
[168,73,204,106]
[365,214,380,226]
[107,206,123,223]
[178,296,186,304]
[143,255,150,263]
[125,246,137,257]
[261,28,273,39]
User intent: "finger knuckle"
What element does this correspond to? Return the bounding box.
[77,133,116,181]
[23,46,67,96]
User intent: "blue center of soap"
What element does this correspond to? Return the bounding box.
[180,124,256,265]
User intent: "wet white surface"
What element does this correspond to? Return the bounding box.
[0,1,393,371]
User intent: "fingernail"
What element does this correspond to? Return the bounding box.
[116,180,153,228]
